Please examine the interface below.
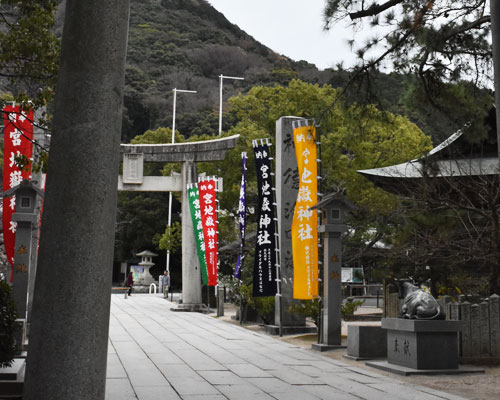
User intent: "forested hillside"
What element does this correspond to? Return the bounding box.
[52,0,470,144]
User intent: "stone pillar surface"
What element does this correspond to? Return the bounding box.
[489,294,500,357]
[322,231,342,345]
[490,0,500,158]
[180,160,202,305]
[450,302,461,355]
[275,116,305,326]
[27,125,46,326]
[460,302,472,357]
[11,220,33,319]
[470,304,480,357]
[23,1,130,399]
[479,301,490,356]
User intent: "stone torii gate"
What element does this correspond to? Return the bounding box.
[119,134,239,311]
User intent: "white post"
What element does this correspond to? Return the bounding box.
[218,74,244,135]
[172,88,177,144]
[167,88,197,274]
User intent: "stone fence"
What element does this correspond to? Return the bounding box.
[384,290,500,358]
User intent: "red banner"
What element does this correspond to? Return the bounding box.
[198,178,218,286]
[2,105,34,281]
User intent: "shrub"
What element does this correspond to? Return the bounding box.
[235,284,275,324]
[289,299,321,327]
[0,281,18,367]
[342,297,365,320]
[289,297,365,324]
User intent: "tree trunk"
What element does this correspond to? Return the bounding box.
[23,1,130,399]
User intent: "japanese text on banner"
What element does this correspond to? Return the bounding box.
[2,106,34,282]
[234,153,247,280]
[252,142,277,297]
[187,184,209,285]
[292,124,318,299]
[198,178,218,286]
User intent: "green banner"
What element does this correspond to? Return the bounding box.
[188,185,208,285]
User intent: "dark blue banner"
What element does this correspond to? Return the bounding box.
[234,152,247,280]
[252,140,277,297]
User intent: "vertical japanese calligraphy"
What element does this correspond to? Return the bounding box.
[2,105,33,282]
[234,153,247,280]
[198,177,218,286]
[253,140,277,297]
[187,184,209,285]
[292,123,318,299]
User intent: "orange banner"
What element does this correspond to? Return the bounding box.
[292,123,318,299]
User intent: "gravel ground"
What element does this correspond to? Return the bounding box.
[216,304,500,400]
[281,334,500,400]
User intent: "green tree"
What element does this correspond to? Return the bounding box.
[323,0,493,143]
[324,1,490,83]
[154,221,182,254]
[227,79,432,215]
[0,281,18,367]
[0,0,59,107]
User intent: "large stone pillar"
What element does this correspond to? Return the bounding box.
[321,230,343,346]
[274,117,306,328]
[176,160,205,310]
[311,194,353,351]
[23,1,130,399]
[27,119,47,327]
[491,0,500,159]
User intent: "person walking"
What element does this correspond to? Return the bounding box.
[161,270,170,299]
[126,271,134,296]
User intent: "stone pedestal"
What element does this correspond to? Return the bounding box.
[381,318,461,369]
[345,325,386,360]
[0,359,25,397]
[366,318,484,376]
[172,303,209,313]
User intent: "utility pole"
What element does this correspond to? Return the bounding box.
[166,88,196,274]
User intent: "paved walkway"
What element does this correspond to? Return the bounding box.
[106,294,467,400]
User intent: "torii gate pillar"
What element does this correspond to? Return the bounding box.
[179,160,204,307]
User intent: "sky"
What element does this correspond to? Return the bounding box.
[207,0,359,70]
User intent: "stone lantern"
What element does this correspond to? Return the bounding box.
[311,192,357,351]
[133,250,157,286]
[1,179,44,319]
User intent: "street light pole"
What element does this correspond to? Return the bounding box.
[166,88,197,274]
[218,74,244,135]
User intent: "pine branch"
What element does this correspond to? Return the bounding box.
[349,0,404,20]
[441,15,491,42]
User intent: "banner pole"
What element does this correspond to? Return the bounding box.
[316,122,323,344]
[270,147,283,337]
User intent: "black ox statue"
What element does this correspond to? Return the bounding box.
[398,281,446,320]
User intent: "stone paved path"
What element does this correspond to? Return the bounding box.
[106,294,468,400]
